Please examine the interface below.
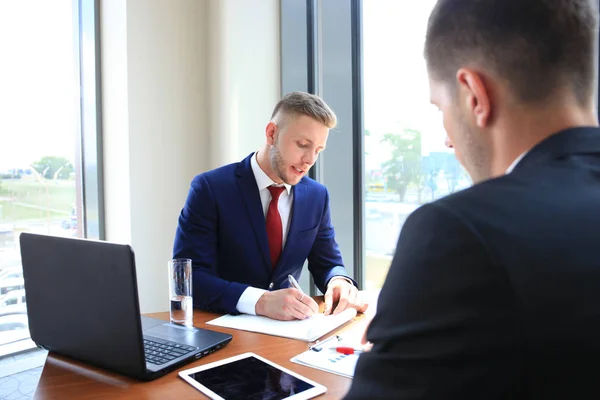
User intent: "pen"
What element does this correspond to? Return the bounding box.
[335,346,364,355]
[309,335,341,352]
[288,274,305,295]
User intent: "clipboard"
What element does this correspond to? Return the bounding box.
[290,335,360,378]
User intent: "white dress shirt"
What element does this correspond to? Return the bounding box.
[251,153,293,247]
[506,151,527,174]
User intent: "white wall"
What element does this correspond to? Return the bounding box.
[208,0,281,168]
[101,0,280,313]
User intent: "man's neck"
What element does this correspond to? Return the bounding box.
[256,146,283,184]
[490,101,598,176]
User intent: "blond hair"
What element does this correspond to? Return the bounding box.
[271,91,337,129]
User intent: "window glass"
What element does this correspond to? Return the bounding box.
[0,0,84,352]
[362,0,470,289]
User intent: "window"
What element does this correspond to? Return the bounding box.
[282,0,599,292]
[280,0,364,291]
[362,0,469,289]
[0,0,102,359]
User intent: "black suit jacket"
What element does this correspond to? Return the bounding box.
[346,127,600,399]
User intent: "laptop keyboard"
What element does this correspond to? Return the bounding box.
[143,337,197,365]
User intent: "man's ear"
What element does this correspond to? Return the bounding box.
[456,68,492,128]
[265,121,277,145]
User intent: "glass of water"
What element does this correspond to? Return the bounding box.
[168,258,193,326]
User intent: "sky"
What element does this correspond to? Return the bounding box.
[0,1,78,172]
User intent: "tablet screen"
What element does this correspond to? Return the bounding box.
[187,355,315,400]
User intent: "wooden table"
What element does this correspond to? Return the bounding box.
[33,295,376,399]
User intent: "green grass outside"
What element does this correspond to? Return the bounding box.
[0,179,75,223]
[0,201,66,221]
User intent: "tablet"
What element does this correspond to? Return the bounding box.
[179,352,327,400]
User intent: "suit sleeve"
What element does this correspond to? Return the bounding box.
[307,188,356,293]
[173,175,248,314]
[344,203,522,400]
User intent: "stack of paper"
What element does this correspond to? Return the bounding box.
[205,308,357,342]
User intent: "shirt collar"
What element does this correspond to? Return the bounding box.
[505,151,527,174]
[250,151,292,194]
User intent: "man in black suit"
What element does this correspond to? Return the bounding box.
[346,0,600,399]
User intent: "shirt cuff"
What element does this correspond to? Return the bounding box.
[328,276,354,287]
[236,286,267,315]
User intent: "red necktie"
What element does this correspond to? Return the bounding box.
[266,186,286,269]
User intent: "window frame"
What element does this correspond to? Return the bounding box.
[76,0,105,240]
[280,0,365,290]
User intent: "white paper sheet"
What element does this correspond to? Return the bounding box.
[205,308,357,342]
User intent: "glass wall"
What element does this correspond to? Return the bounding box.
[0,0,101,357]
[362,0,470,289]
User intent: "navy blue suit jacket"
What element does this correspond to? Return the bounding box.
[173,153,352,314]
[346,127,600,399]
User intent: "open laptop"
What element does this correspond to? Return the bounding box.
[19,233,232,381]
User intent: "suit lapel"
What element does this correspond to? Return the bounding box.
[277,181,306,269]
[236,155,271,270]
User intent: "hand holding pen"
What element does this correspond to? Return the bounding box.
[255,275,318,320]
[288,274,306,302]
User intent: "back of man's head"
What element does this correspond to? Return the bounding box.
[425,0,598,106]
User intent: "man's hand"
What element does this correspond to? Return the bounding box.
[323,278,369,315]
[255,288,319,321]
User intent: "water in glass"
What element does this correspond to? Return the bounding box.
[170,295,193,325]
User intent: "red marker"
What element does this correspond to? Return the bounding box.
[335,346,364,355]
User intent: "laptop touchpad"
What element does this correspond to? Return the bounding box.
[145,323,195,340]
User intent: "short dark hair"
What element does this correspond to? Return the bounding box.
[270,91,337,129]
[425,0,598,104]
